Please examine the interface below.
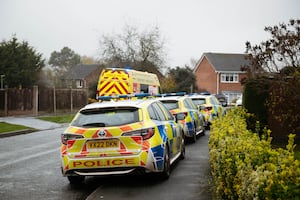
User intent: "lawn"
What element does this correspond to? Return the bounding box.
[0,114,75,135]
[0,122,33,134]
[37,114,75,124]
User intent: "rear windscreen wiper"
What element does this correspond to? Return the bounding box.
[81,122,106,127]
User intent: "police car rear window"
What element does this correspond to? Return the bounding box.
[191,98,206,106]
[71,107,139,127]
[160,100,179,110]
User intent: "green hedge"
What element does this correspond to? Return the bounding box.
[243,77,270,130]
[243,76,300,142]
[209,108,300,199]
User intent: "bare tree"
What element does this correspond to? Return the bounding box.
[99,24,166,75]
[245,19,300,74]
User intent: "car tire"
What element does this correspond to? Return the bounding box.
[180,133,185,160]
[205,122,211,130]
[200,119,205,136]
[67,175,85,184]
[191,124,197,143]
[201,118,206,135]
[161,145,171,180]
[199,129,205,136]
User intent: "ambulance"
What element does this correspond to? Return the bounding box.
[96,68,160,99]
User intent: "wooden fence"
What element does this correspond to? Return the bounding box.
[0,86,88,116]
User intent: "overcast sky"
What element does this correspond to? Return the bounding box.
[1,0,299,67]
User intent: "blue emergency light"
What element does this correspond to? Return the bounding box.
[155,92,186,97]
[188,92,211,96]
[97,93,153,101]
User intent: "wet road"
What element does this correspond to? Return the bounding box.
[86,131,213,200]
[0,128,96,200]
[0,128,212,200]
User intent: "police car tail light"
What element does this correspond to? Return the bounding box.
[204,106,212,112]
[61,133,84,145]
[141,128,155,140]
[182,112,188,117]
[122,128,155,140]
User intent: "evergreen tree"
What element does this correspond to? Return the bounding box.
[0,36,45,88]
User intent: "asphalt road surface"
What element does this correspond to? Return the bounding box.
[0,127,213,200]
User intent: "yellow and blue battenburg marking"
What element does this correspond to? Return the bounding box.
[60,97,183,177]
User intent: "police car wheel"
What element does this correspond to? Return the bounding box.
[161,146,171,179]
[67,175,85,184]
[180,133,185,160]
[191,125,197,143]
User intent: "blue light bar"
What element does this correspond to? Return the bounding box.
[135,93,151,98]
[98,96,113,101]
[118,94,128,98]
[97,93,153,101]
[125,66,132,71]
[188,92,211,96]
[155,92,186,97]
[200,92,211,95]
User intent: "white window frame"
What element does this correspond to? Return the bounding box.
[222,91,242,105]
[76,79,84,88]
[221,73,239,83]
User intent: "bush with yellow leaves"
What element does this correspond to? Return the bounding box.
[209,108,300,199]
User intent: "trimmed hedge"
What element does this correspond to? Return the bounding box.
[243,76,300,142]
[243,77,270,130]
[267,77,300,142]
[209,108,300,199]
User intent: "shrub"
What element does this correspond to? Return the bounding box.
[243,77,270,129]
[209,108,300,199]
[267,76,300,142]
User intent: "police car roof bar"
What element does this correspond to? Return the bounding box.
[98,93,152,101]
[188,92,211,96]
[155,92,186,97]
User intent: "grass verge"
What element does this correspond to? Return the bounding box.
[0,114,74,135]
[37,114,74,124]
[0,122,33,134]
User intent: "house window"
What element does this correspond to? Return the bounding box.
[221,73,239,83]
[76,80,84,88]
[222,91,242,104]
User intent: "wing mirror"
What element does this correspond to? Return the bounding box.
[198,105,205,111]
[175,112,186,122]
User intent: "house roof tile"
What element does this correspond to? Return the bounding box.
[195,52,250,72]
[69,64,102,79]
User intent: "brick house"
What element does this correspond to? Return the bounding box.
[193,52,249,104]
[64,64,103,89]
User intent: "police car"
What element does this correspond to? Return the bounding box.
[189,93,225,128]
[60,94,185,184]
[156,93,205,143]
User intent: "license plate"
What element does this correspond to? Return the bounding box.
[87,139,119,151]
